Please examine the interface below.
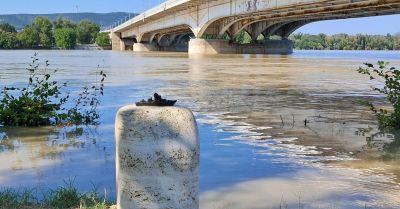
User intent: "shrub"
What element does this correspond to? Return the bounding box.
[357,61,400,128]
[0,54,106,127]
[95,33,111,47]
[54,28,77,49]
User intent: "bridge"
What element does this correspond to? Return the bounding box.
[108,0,400,54]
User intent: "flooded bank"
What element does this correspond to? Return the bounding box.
[0,50,400,208]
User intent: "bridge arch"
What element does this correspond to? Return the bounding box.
[196,15,315,41]
[225,19,317,41]
[263,20,315,38]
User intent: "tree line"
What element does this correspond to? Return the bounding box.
[289,33,400,50]
[219,30,400,51]
[0,16,110,49]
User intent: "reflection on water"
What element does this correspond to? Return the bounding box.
[0,50,400,208]
[0,125,114,194]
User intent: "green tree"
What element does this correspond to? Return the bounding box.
[32,16,54,48]
[95,32,111,47]
[0,23,17,33]
[17,16,54,48]
[53,17,77,30]
[289,32,400,51]
[54,28,77,49]
[17,27,40,48]
[76,20,100,44]
[0,30,18,49]
[234,30,252,44]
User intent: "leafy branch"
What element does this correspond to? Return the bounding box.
[0,53,106,127]
[357,61,400,128]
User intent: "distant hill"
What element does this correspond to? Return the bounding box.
[0,12,136,30]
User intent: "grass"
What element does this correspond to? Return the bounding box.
[0,181,113,209]
[0,183,376,209]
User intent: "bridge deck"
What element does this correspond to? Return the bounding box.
[111,0,400,34]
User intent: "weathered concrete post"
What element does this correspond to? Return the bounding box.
[115,105,199,209]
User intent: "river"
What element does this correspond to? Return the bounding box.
[0,50,400,209]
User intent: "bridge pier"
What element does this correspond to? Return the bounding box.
[111,33,134,51]
[188,38,293,55]
[111,32,124,51]
[188,39,234,54]
[111,37,293,54]
[133,43,159,52]
[262,39,293,54]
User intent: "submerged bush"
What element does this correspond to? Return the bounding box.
[357,61,400,128]
[0,53,106,127]
[95,33,111,48]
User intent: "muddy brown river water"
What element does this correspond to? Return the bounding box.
[0,50,399,209]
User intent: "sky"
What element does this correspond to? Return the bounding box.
[0,0,162,14]
[1,0,400,35]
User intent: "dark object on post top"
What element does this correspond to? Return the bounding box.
[136,93,177,106]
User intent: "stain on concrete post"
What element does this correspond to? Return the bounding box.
[115,105,199,209]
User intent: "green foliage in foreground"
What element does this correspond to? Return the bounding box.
[95,33,111,47]
[357,62,400,128]
[290,33,400,50]
[54,28,77,49]
[0,183,112,209]
[0,54,106,127]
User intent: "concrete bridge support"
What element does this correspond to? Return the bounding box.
[263,39,293,54]
[111,33,135,51]
[133,43,159,52]
[188,38,293,55]
[188,39,233,55]
[111,33,124,51]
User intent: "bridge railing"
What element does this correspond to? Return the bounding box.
[104,0,188,32]
[103,13,137,31]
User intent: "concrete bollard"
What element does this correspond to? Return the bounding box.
[115,105,199,209]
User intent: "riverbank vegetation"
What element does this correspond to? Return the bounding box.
[0,183,112,209]
[289,33,400,50]
[95,33,112,48]
[357,62,400,128]
[0,54,106,126]
[0,17,107,50]
[211,31,400,51]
